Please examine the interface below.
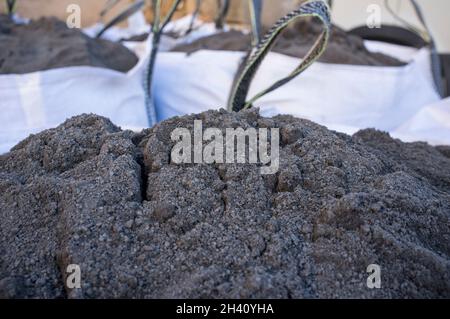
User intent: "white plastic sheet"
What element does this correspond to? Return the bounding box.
[392,97,450,145]
[0,60,149,154]
[0,15,220,154]
[1,15,448,155]
[153,41,447,145]
[0,13,151,155]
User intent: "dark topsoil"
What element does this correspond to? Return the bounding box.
[0,110,449,298]
[0,15,138,74]
[172,19,405,66]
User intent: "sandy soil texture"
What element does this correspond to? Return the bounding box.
[0,15,138,74]
[172,19,405,66]
[0,110,449,298]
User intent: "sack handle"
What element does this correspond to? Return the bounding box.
[227,0,331,112]
[385,0,445,97]
[409,0,445,97]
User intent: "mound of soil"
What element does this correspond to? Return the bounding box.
[0,15,138,74]
[172,20,404,66]
[1,110,449,298]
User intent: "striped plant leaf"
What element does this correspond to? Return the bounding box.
[249,0,263,46]
[228,0,331,112]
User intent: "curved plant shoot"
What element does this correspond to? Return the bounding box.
[228,0,331,112]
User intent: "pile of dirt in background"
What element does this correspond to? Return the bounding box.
[173,19,404,66]
[0,15,138,74]
[0,110,449,298]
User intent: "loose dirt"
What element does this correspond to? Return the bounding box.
[172,19,405,66]
[0,15,138,74]
[0,110,449,298]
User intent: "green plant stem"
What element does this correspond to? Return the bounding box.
[144,0,182,126]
